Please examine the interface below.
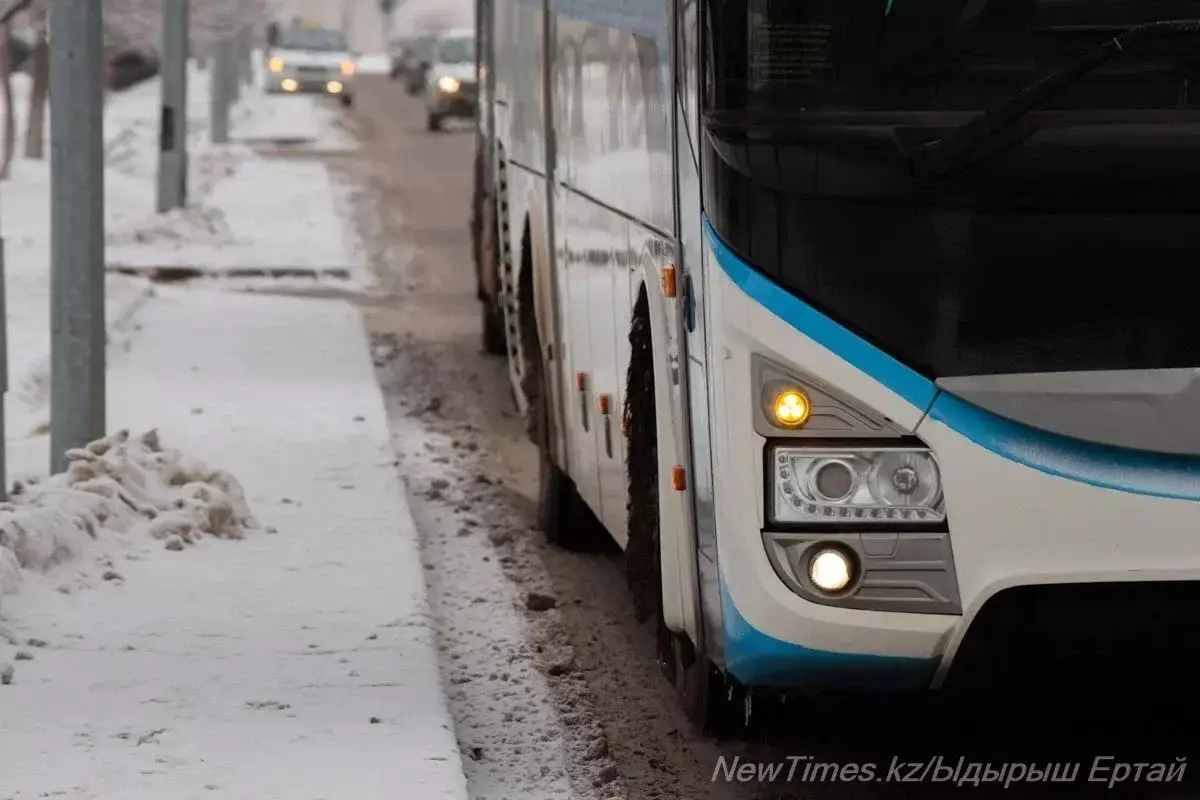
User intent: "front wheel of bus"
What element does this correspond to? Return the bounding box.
[625,299,741,736]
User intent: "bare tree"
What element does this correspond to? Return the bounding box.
[25,1,48,159]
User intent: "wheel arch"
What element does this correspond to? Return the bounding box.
[628,264,702,648]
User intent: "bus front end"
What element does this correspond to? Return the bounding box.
[700,0,1200,693]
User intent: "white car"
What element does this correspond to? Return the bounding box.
[266,24,356,107]
[424,29,477,131]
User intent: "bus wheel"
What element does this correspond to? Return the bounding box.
[625,294,741,736]
[480,213,506,356]
[482,303,505,355]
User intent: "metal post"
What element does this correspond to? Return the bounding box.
[157,0,189,213]
[0,219,7,501]
[240,24,253,86]
[210,36,232,144]
[48,0,105,473]
[228,27,241,103]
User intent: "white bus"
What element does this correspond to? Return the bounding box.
[471,0,1200,727]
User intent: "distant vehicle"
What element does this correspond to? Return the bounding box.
[424,29,476,131]
[265,24,357,107]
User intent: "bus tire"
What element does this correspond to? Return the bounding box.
[625,293,741,736]
[478,206,506,356]
[427,113,442,131]
[482,301,506,356]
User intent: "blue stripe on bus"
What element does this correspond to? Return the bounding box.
[703,216,1200,501]
[929,392,1200,501]
[701,218,938,410]
[721,583,940,689]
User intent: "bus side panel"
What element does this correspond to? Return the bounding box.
[553,11,673,235]
[496,0,546,174]
[552,6,675,539]
[494,0,553,421]
[553,191,602,513]
[585,202,630,536]
[474,0,499,305]
[670,0,719,657]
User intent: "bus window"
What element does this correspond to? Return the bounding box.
[709,0,1200,114]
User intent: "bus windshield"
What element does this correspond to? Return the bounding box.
[706,0,1200,115]
[277,27,348,52]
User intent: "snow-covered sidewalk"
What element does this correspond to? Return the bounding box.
[0,286,469,799]
[3,57,364,461]
[105,61,362,279]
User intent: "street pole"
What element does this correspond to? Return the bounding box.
[48,0,105,473]
[209,35,232,144]
[227,20,241,103]
[157,0,189,213]
[240,24,253,86]
[0,188,7,501]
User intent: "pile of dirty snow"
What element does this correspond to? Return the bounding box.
[0,429,257,604]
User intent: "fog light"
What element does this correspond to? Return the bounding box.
[281,78,298,92]
[327,80,343,93]
[773,389,810,428]
[809,547,853,594]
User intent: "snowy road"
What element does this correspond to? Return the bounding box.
[328,78,1200,800]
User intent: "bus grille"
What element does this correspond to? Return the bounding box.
[944,581,1200,696]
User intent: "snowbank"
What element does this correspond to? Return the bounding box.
[0,428,256,604]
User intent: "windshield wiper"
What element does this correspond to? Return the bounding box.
[912,19,1200,181]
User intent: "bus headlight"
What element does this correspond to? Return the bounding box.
[437,76,461,93]
[771,446,944,524]
[808,546,855,593]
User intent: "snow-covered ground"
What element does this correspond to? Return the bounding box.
[0,288,468,799]
[0,46,469,800]
[355,53,393,75]
[2,58,363,454]
[234,92,359,152]
[104,61,363,278]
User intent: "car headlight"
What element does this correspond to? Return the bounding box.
[269,57,284,72]
[771,446,944,524]
[437,76,461,93]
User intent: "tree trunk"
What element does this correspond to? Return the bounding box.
[25,20,49,160]
[0,27,16,181]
